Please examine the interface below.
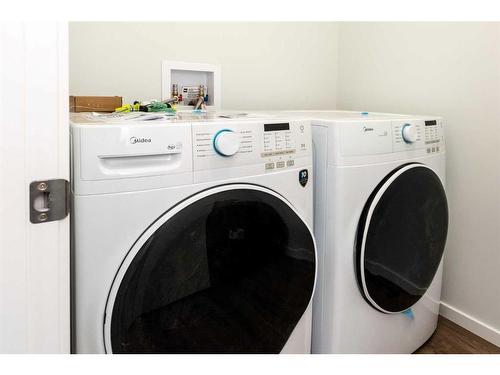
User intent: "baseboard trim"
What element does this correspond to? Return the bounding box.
[440,302,500,348]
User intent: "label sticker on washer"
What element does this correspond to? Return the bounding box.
[299,169,309,187]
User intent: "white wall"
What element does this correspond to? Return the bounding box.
[69,22,339,110]
[337,22,500,344]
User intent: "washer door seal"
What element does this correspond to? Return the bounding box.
[355,163,448,314]
[104,184,316,353]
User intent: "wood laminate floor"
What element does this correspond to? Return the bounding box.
[415,316,500,354]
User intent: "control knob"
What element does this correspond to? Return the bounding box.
[402,124,418,143]
[213,129,240,156]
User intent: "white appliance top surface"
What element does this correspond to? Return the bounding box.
[70,110,440,127]
[216,110,441,123]
[281,110,413,120]
[70,110,285,127]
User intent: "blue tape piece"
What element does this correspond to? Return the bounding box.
[402,308,414,320]
[361,112,369,116]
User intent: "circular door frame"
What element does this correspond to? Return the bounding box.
[102,183,317,353]
[358,163,445,314]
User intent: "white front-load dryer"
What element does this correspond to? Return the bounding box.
[71,114,316,353]
[309,111,448,353]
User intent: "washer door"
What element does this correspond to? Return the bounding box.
[104,184,316,353]
[355,164,448,314]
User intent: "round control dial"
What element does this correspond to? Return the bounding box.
[402,124,418,143]
[213,129,240,156]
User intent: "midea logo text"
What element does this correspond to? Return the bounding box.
[130,137,152,144]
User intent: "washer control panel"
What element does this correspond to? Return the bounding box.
[192,120,311,172]
[423,119,444,154]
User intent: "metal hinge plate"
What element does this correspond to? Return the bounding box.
[29,179,70,224]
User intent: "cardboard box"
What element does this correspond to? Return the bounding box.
[69,96,122,112]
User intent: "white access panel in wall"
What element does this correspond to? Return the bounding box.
[161,60,221,109]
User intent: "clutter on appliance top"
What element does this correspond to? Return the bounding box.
[74,110,252,124]
[69,96,123,112]
[81,112,175,122]
[115,99,177,114]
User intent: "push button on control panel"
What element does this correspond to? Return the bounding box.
[276,161,286,169]
[265,162,275,170]
[286,160,295,167]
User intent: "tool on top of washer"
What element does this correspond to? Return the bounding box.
[115,98,177,114]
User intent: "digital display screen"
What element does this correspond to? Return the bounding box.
[264,123,290,132]
[425,120,437,126]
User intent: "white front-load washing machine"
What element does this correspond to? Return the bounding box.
[309,111,448,353]
[70,113,316,353]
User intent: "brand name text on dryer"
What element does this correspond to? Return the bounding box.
[130,137,152,144]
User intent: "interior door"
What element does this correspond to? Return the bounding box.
[104,185,316,354]
[0,22,70,353]
[355,163,448,314]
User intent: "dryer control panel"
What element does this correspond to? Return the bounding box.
[392,119,444,154]
[338,118,444,159]
[192,120,312,174]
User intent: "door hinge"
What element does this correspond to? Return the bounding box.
[30,179,70,224]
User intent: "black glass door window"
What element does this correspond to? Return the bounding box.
[355,164,448,313]
[108,187,315,353]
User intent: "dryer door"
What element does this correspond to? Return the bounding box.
[355,163,448,314]
[104,184,316,353]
